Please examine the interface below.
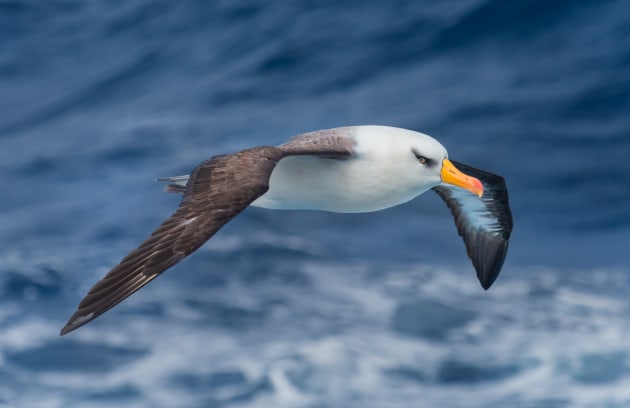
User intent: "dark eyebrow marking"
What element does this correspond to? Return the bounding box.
[411,149,436,166]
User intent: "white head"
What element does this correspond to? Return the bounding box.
[353,126,483,198]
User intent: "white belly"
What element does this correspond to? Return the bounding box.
[251,154,429,213]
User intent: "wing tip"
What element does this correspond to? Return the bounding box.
[477,267,501,290]
[475,239,509,290]
[59,312,95,336]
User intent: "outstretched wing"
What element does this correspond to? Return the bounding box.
[61,131,355,335]
[433,160,513,290]
[60,149,279,335]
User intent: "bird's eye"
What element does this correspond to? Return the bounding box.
[412,149,433,166]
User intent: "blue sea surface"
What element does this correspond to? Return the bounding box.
[1,0,630,407]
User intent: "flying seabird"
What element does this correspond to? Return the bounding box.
[60,125,512,335]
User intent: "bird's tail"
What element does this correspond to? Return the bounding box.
[156,175,189,194]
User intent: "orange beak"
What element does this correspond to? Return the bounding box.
[440,159,484,197]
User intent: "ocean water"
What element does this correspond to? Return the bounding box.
[1,0,630,407]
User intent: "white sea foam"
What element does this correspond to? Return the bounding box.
[2,251,630,407]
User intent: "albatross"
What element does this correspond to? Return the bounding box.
[60,125,512,335]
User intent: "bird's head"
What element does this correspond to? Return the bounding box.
[379,128,484,197]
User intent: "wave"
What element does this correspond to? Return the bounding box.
[1,248,629,407]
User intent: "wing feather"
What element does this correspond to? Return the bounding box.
[60,150,277,335]
[279,127,355,157]
[433,160,513,289]
[61,134,355,335]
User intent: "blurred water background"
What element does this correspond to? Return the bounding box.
[1,0,630,407]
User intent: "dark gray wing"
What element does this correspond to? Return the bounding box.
[433,160,513,290]
[61,135,354,335]
[278,127,356,158]
[61,148,279,335]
